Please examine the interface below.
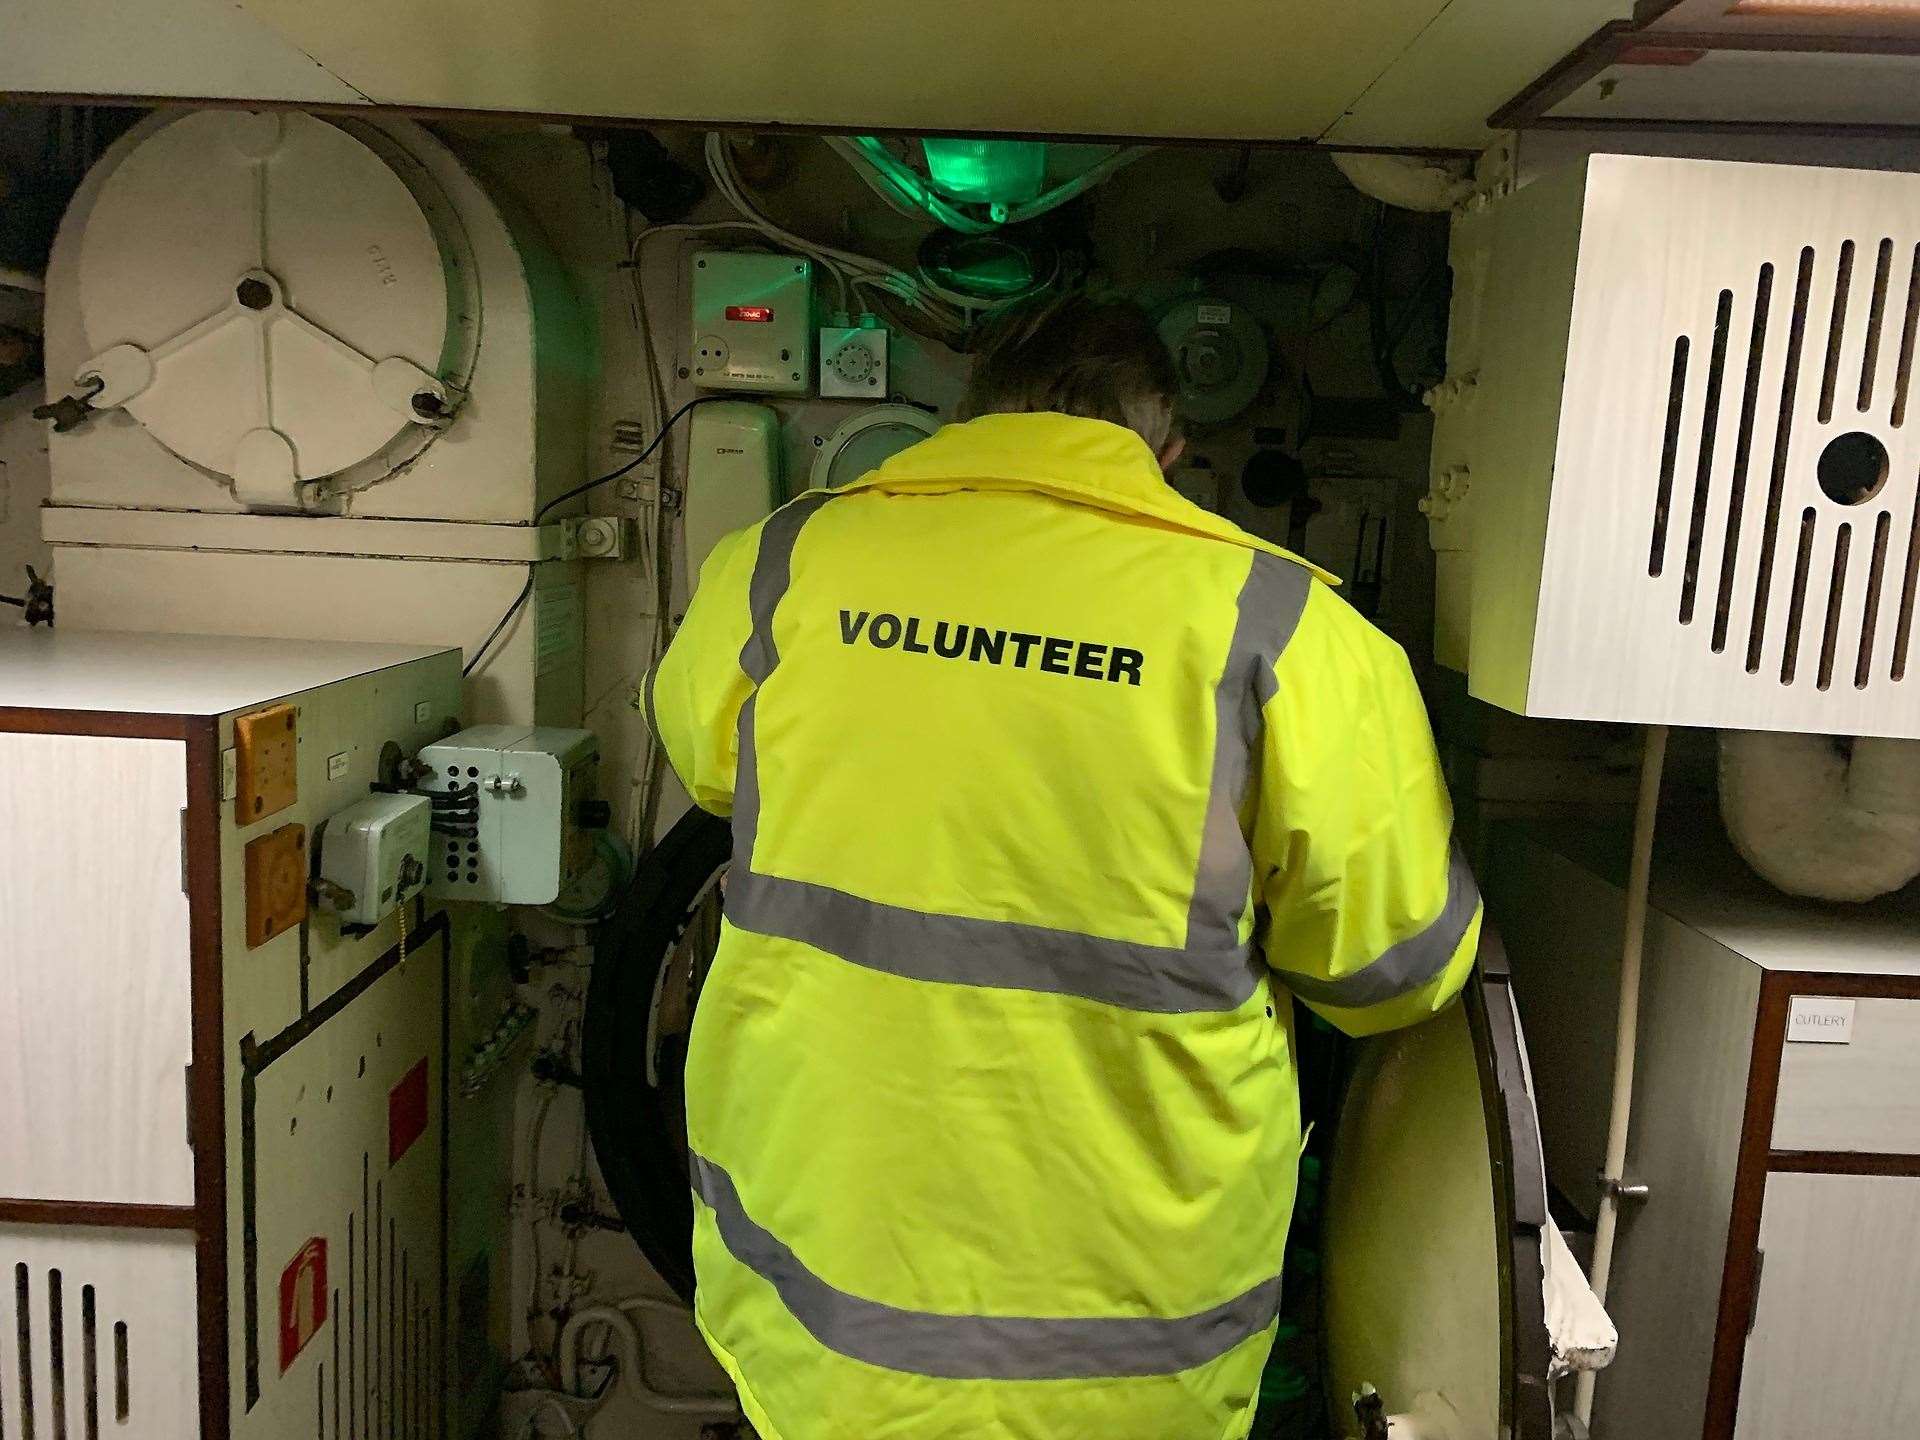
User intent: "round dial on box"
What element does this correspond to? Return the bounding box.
[828,339,878,385]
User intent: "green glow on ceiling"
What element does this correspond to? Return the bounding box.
[919,138,1047,206]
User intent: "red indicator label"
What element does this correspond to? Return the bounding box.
[389,1057,429,1165]
[278,1238,327,1373]
[725,305,775,322]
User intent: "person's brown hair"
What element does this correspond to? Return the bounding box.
[961,294,1179,452]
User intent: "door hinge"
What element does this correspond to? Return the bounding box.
[1747,1248,1766,1336]
[180,808,190,894]
[184,1063,195,1148]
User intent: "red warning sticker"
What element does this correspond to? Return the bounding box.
[389,1057,430,1165]
[279,1237,327,1373]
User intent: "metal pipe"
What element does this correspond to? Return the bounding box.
[1574,723,1669,1427]
[557,1301,736,1419]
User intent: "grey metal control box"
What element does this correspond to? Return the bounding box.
[418,726,601,905]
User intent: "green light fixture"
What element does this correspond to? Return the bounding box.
[919,138,1048,207]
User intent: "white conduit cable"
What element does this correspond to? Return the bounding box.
[705,135,953,326]
[558,1304,738,1419]
[823,135,998,235]
[1573,723,1670,1429]
[1002,146,1154,226]
[704,134,974,341]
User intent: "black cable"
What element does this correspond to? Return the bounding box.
[532,395,717,525]
[465,397,717,679]
[462,572,534,678]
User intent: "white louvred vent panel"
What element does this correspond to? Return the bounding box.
[0,1231,197,1440]
[1512,155,1920,736]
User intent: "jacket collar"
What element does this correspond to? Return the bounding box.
[839,412,1334,582]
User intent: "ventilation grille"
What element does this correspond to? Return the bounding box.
[1648,239,1920,691]
[317,1153,433,1440]
[5,1265,133,1440]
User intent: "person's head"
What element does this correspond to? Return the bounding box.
[961,294,1185,469]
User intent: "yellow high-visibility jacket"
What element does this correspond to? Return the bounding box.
[648,412,1480,1440]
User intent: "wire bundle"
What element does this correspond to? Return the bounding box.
[429,781,480,839]
[702,132,979,345]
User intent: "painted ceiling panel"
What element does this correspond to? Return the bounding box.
[1328,0,1634,147]
[1,0,369,103]
[228,0,1451,141]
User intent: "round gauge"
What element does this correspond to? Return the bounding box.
[810,404,940,491]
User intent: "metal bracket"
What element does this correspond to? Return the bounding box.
[31,376,105,433]
[309,877,357,915]
[1597,1172,1650,1203]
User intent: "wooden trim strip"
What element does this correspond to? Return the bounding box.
[1492,16,1920,134]
[1489,20,1638,129]
[1643,29,1920,57]
[1526,115,1920,140]
[0,1199,198,1230]
[1703,971,1794,1440]
[0,707,193,740]
[182,717,232,1440]
[1771,969,1920,1001]
[1769,1150,1920,1177]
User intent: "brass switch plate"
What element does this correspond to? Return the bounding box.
[234,703,298,825]
[244,822,308,948]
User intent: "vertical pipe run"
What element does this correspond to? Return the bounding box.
[1574,724,1670,1430]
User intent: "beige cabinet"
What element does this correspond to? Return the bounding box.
[1490,823,1920,1440]
[0,629,460,1440]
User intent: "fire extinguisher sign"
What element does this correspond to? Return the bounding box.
[279,1237,328,1373]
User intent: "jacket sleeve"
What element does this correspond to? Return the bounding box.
[1250,582,1481,1036]
[643,524,762,817]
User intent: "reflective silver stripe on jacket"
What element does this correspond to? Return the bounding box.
[691,1152,1282,1380]
[724,496,1291,1015]
[1184,553,1312,953]
[732,491,836,870]
[727,868,1264,1014]
[1273,842,1481,1010]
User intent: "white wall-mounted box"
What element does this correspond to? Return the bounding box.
[689,251,813,395]
[1434,154,1920,738]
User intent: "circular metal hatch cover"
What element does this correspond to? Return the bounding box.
[76,110,467,490]
[1322,938,1555,1440]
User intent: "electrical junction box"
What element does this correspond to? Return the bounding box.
[690,250,812,394]
[685,401,781,585]
[819,318,889,398]
[316,792,433,928]
[418,726,601,905]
